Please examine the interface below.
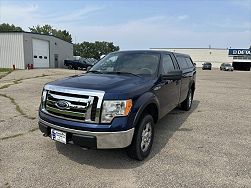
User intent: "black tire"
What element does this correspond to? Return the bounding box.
[127,114,154,161]
[180,88,193,111]
[68,65,73,69]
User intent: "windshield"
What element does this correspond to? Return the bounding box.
[204,63,211,65]
[225,64,231,66]
[89,52,160,77]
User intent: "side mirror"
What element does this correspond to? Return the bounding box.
[161,70,182,80]
[86,66,92,72]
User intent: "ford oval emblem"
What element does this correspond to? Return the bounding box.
[55,100,70,110]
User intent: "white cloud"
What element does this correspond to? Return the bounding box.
[231,0,251,8]
[177,15,189,20]
[39,6,104,23]
[0,3,38,25]
[0,3,38,16]
[0,3,104,30]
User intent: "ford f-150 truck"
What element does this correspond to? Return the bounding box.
[39,50,196,160]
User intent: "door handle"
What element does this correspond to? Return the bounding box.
[153,83,165,91]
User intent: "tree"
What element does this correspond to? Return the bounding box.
[54,29,72,43]
[29,24,53,35]
[29,24,72,43]
[74,41,119,59]
[0,23,23,32]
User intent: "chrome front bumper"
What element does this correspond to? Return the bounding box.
[39,118,134,149]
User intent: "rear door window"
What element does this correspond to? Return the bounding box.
[185,57,194,68]
[176,56,189,69]
[162,54,175,74]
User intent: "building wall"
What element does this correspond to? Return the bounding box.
[50,36,73,68]
[153,48,233,68]
[23,33,73,68]
[0,33,25,69]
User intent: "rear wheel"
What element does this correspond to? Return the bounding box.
[180,88,193,111]
[68,65,73,69]
[127,114,154,161]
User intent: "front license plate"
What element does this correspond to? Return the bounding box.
[51,129,66,144]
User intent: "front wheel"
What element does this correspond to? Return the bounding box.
[127,114,154,161]
[180,89,193,111]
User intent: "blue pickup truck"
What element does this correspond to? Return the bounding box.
[39,50,196,160]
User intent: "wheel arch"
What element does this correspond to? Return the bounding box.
[133,93,160,127]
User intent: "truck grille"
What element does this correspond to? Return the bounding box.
[42,85,104,123]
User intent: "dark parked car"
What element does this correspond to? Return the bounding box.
[64,58,98,70]
[39,50,196,160]
[202,62,212,70]
[220,63,233,71]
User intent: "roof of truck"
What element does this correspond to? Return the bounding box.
[113,50,191,57]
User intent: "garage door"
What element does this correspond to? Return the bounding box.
[32,39,49,68]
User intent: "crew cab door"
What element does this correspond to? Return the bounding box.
[175,56,195,102]
[154,53,181,118]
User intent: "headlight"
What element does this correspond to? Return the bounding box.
[101,99,132,123]
[41,88,47,109]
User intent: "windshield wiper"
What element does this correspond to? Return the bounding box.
[87,70,103,74]
[106,71,142,78]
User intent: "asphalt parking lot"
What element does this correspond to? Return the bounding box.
[0,68,250,188]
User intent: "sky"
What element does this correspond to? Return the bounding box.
[0,0,250,49]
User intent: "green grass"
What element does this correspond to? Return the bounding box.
[1,127,39,140]
[0,75,48,90]
[0,68,12,72]
[1,133,24,140]
[0,83,14,90]
[28,127,39,132]
[0,68,13,79]
[0,93,36,120]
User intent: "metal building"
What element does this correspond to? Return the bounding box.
[0,32,73,69]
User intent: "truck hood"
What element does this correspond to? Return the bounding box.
[46,73,154,99]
